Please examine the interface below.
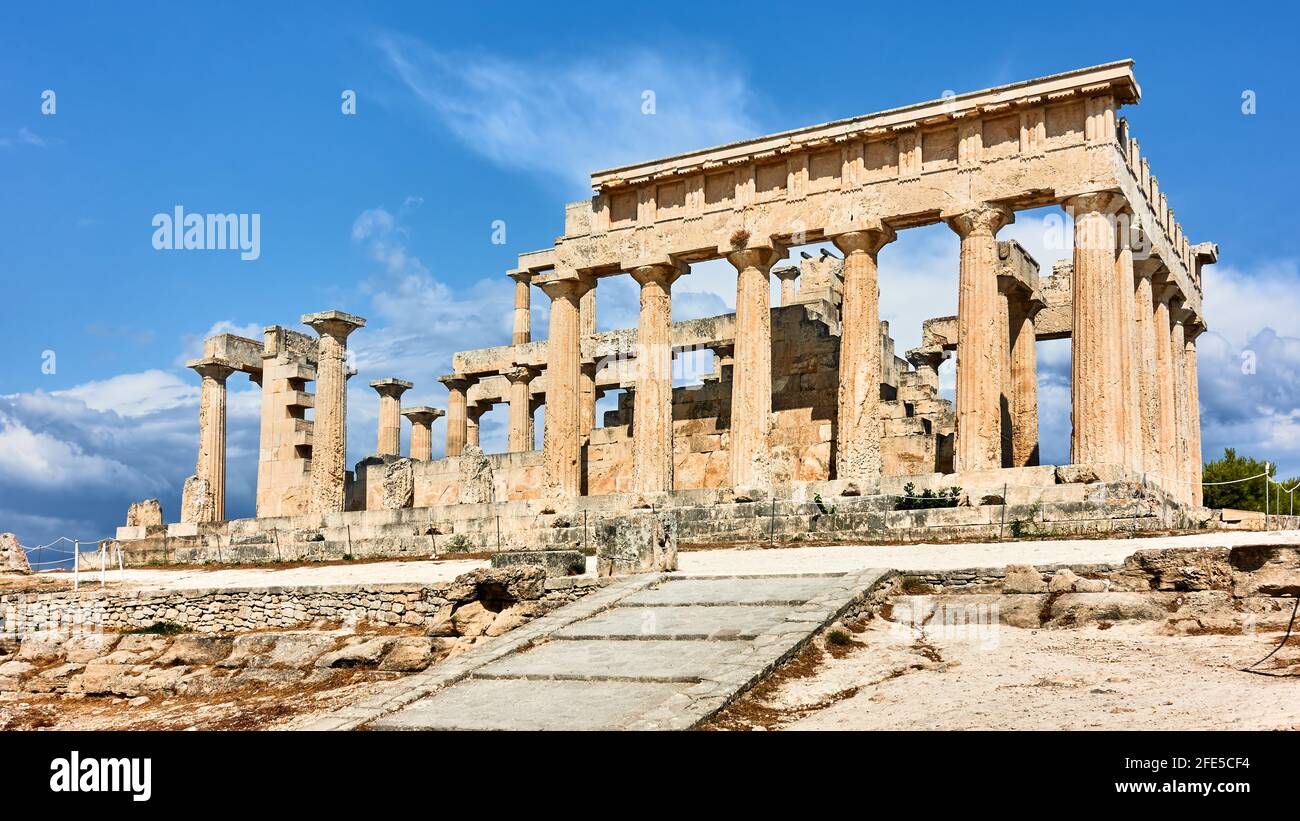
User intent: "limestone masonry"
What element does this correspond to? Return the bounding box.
[117,61,1215,571]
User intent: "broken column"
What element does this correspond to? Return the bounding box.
[773,265,800,306]
[467,402,489,448]
[504,365,538,452]
[185,356,235,521]
[303,310,366,515]
[832,226,895,483]
[402,406,444,461]
[630,262,685,494]
[946,204,1014,472]
[369,377,413,457]
[726,244,785,489]
[438,374,474,458]
[539,274,592,498]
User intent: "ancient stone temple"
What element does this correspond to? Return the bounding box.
[118,61,1215,569]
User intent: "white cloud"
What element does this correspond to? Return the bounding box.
[52,369,197,418]
[376,33,761,189]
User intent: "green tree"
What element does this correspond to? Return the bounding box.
[1201,449,1299,513]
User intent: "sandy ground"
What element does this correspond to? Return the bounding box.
[708,615,1300,731]
[29,528,1300,592]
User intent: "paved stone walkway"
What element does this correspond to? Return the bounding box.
[304,568,888,731]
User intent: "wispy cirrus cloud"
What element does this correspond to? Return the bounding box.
[375,32,762,189]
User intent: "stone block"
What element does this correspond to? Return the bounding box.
[126,499,164,527]
[0,532,30,574]
[491,550,586,577]
[595,511,677,577]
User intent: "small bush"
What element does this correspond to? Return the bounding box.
[894,483,962,511]
[826,629,852,646]
[445,534,474,553]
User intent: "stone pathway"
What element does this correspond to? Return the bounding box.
[303,568,888,731]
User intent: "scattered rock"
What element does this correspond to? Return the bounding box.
[18,631,68,663]
[1003,564,1047,594]
[484,605,525,637]
[155,635,234,666]
[0,532,31,574]
[219,633,338,670]
[315,637,396,669]
[450,601,496,639]
[1047,593,1168,627]
[378,637,439,672]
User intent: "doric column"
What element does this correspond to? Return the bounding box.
[1169,304,1192,504]
[579,360,598,437]
[1063,192,1124,466]
[726,245,785,488]
[1184,324,1204,506]
[369,378,412,457]
[1114,217,1142,472]
[438,374,474,457]
[539,275,593,497]
[831,226,896,482]
[630,263,686,494]
[504,365,538,452]
[402,406,444,461]
[1006,292,1042,467]
[467,403,489,448]
[945,204,1014,472]
[1152,284,1178,494]
[302,310,366,514]
[774,266,800,307]
[509,271,532,345]
[1134,262,1162,481]
[188,357,235,521]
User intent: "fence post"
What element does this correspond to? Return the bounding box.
[99,544,106,588]
[999,484,1007,541]
[73,540,80,591]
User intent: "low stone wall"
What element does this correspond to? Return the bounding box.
[1,567,601,636]
[110,473,1202,567]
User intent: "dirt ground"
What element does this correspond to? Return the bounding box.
[707,611,1300,731]
[0,672,401,731]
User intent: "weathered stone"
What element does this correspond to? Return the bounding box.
[442,566,546,603]
[1055,463,1127,484]
[457,445,494,504]
[220,633,337,669]
[381,458,415,510]
[315,636,396,669]
[126,499,163,527]
[378,637,439,672]
[63,633,120,663]
[1002,564,1047,594]
[596,511,677,577]
[484,605,526,637]
[450,601,496,638]
[155,635,234,666]
[491,550,586,577]
[18,631,67,663]
[0,532,31,575]
[1047,592,1169,627]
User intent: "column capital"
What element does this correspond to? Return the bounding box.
[831,225,897,256]
[468,401,492,421]
[772,265,801,283]
[402,406,445,425]
[629,261,687,288]
[369,377,414,399]
[437,373,477,393]
[943,203,1015,238]
[507,268,533,286]
[1061,190,1125,215]
[725,245,786,273]
[536,274,594,302]
[301,309,366,340]
[187,357,236,382]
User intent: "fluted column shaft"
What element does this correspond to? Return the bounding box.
[370,379,412,457]
[1169,313,1191,503]
[402,407,443,461]
[1152,291,1178,493]
[192,360,234,521]
[631,264,683,494]
[1066,192,1124,465]
[439,375,472,457]
[947,205,1014,472]
[727,246,783,488]
[1115,222,1142,472]
[1134,269,1162,480]
[505,367,536,453]
[541,277,592,497]
[1007,294,1040,467]
[832,228,895,482]
[1185,331,1203,506]
[303,311,365,515]
[510,272,532,345]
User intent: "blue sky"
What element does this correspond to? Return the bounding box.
[1,1,1297,548]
